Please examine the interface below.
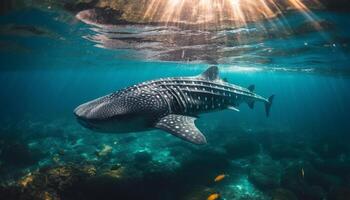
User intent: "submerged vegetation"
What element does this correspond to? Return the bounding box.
[0,116,349,199]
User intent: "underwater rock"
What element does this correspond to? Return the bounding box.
[169,145,192,159]
[248,162,281,190]
[312,135,350,159]
[259,132,312,160]
[220,174,270,200]
[249,168,279,190]
[82,165,97,176]
[183,186,216,200]
[328,186,350,200]
[27,127,66,140]
[18,172,35,188]
[52,154,61,164]
[0,164,96,200]
[114,149,132,163]
[37,165,95,191]
[0,184,21,200]
[133,151,152,163]
[0,136,43,168]
[280,163,308,194]
[281,162,339,199]
[307,185,327,200]
[223,137,260,159]
[102,166,125,179]
[272,188,298,200]
[117,135,137,144]
[78,164,190,200]
[176,149,231,186]
[96,144,112,157]
[268,144,304,160]
[58,149,65,156]
[110,163,122,171]
[312,158,350,178]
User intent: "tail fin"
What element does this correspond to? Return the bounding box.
[265,95,274,117]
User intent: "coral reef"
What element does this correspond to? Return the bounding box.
[0,116,349,199]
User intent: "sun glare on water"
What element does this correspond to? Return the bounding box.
[143,0,321,28]
[76,0,326,63]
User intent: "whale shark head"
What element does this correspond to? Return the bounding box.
[74,93,153,133]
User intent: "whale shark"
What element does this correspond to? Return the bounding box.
[74,66,274,144]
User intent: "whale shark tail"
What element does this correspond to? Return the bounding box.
[265,95,274,117]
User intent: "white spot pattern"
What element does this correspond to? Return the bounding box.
[155,114,207,144]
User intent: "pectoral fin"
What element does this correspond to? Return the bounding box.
[227,106,240,112]
[155,114,207,145]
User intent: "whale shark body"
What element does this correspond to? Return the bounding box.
[74,66,274,144]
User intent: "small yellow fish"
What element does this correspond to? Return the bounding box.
[214,174,226,182]
[207,193,220,200]
[301,168,305,178]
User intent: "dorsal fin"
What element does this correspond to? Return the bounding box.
[199,66,219,81]
[248,85,255,92]
[247,101,255,109]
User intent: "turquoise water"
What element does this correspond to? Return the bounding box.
[1,7,350,200]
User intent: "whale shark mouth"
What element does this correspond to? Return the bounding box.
[76,117,97,130]
[75,115,113,131]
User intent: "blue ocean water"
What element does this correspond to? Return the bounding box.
[1,6,350,200]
